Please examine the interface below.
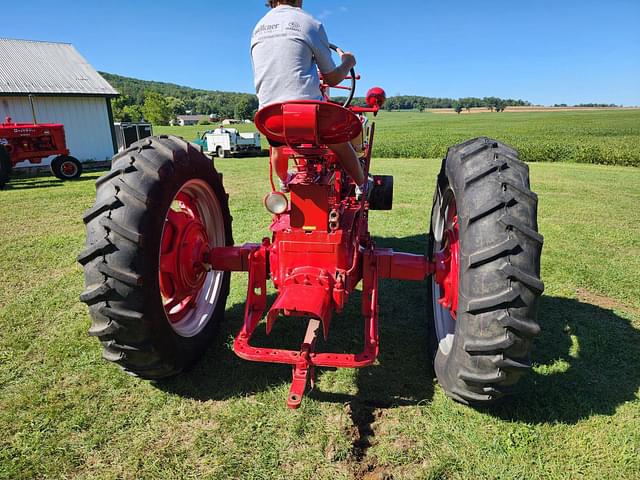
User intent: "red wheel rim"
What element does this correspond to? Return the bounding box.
[434,198,460,319]
[159,180,226,337]
[61,160,78,177]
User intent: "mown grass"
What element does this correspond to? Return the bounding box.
[156,109,640,167]
[1,154,638,479]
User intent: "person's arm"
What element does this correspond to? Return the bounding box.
[309,23,356,87]
[323,49,356,87]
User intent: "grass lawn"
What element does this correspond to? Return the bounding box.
[0,157,639,479]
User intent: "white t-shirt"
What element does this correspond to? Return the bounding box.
[251,5,337,108]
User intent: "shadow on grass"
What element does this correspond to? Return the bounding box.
[158,233,640,423]
[379,234,640,424]
[492,295,640,424]
[2,178,64,190]
[3,172,103,191]
[158,281,434,408]
[158,233,435,409]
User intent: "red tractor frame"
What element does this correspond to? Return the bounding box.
[0,116,82,188]
[80,52,543,408]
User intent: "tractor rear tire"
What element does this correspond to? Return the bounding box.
[78,135,233,379]
[427,137,544,405]
[51,155,83,180]
[0,147,11,188]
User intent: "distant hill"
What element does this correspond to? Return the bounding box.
[100,72,258,122]
[100,72,250,102]
[100,72,533,123]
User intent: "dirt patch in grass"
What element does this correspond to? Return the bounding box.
[576,288,640,316]
[344,401,395,480]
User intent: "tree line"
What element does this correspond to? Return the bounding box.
[102,72,533,124]
[553,103,621,108]
[102,72,259,125]
[335,95,531,112]
[381,95,530,112]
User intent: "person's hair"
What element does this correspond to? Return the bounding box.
[267,0,298,7]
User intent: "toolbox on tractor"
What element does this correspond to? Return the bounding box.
[79,46,543,409]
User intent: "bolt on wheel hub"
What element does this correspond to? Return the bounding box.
[160,192,212,323]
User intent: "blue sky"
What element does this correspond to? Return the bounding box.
[3,0,639,105]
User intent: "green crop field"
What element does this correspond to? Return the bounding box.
[157,109,640,167]
[1,154,639,479]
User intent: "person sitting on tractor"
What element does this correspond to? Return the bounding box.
[251,0,366,189]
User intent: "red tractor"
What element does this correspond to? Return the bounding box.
[79,52,543,408]
[0,117,82,188]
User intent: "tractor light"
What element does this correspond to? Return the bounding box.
[264,191,288,215]
[365,87,387,108]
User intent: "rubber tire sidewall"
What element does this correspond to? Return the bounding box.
[0,147,11,187]
[82,136,233,378]
[135,155,229,373]
[51,155,83,180]
[427,138,543,405]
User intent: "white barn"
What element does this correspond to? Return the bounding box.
[0,38,118,168]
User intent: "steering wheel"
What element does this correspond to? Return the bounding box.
[319,44,357,108]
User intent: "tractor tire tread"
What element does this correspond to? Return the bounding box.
[99,217,143,245]
[88,320,118,337]
[468,196,516,224]
[80,135,232,379]
[500,179,538,201]
[130,154,162,180]
[0,147,13,187]
[97,262,143,287]
[468,237,520,267]
[117,177,150,206]
[460,141,491,162]
[83,197,122,224]
[466,287,521,314]
[449,386,495,404]
[464,161,506,188]
[80,281,114,305]
[498,215,544,245]
[95,167,134,189]
[500,264,545,294]
[77,238,114,265]
[463,332,516,353]
[98,305,144,322]
[429,137,543,406]
[494,356,532,371]
[458,368,506,384]
[498,313,541,338]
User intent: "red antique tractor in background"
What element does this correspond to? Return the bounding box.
[0,116,82,188]
[79,49,543,408]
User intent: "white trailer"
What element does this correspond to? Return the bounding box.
[201,128,261,158]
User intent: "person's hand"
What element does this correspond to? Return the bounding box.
[335,47,356,69]
[340,52,356,69]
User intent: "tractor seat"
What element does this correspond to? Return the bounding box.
[254,100,362,147]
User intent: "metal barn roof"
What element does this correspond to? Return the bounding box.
[0,38,118,96]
